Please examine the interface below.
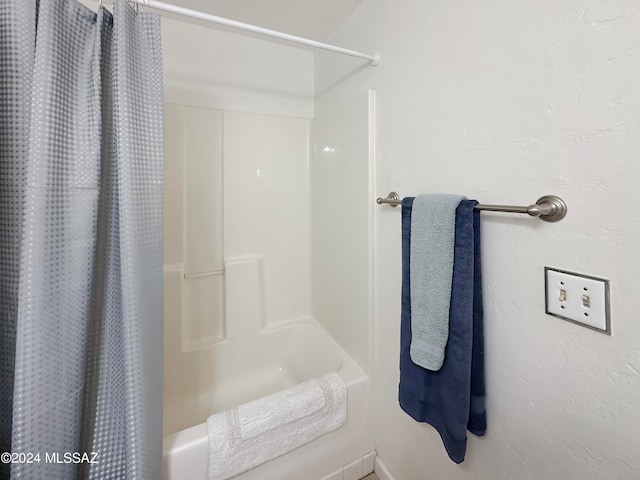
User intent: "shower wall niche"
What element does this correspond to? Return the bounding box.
[163,105,311,434]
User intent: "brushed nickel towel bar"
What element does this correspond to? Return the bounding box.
[376,192,567,222]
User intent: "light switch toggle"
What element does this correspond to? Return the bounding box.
[582,295,590,308]
[559,289,567,302]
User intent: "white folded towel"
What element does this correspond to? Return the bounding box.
[207,371,347,480]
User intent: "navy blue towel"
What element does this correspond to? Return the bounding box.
[398,197,486,464]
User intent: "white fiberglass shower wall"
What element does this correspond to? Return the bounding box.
[163,107,312,432]
[160,15,373,480]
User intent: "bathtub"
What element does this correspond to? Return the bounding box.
[162,318,372,480]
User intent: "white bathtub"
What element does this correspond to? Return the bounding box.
[162,319,372,480]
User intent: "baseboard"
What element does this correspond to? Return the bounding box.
[374,456,397,480]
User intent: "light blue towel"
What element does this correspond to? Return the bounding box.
[409,193,466,371]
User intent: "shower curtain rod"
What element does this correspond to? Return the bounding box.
[103,0,380,65]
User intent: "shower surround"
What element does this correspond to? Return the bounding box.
[161,103,373,479]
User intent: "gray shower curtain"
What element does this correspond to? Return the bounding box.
[0,0,163,478]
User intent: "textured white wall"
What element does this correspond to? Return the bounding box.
[316,1,640,479]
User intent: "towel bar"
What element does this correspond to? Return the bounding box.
[376,192,567,222]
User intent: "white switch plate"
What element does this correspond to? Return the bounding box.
[544,267,610,335]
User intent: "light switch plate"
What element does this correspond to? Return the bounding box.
[544,267,610,335]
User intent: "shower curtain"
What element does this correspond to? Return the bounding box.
[0,0,163,478]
